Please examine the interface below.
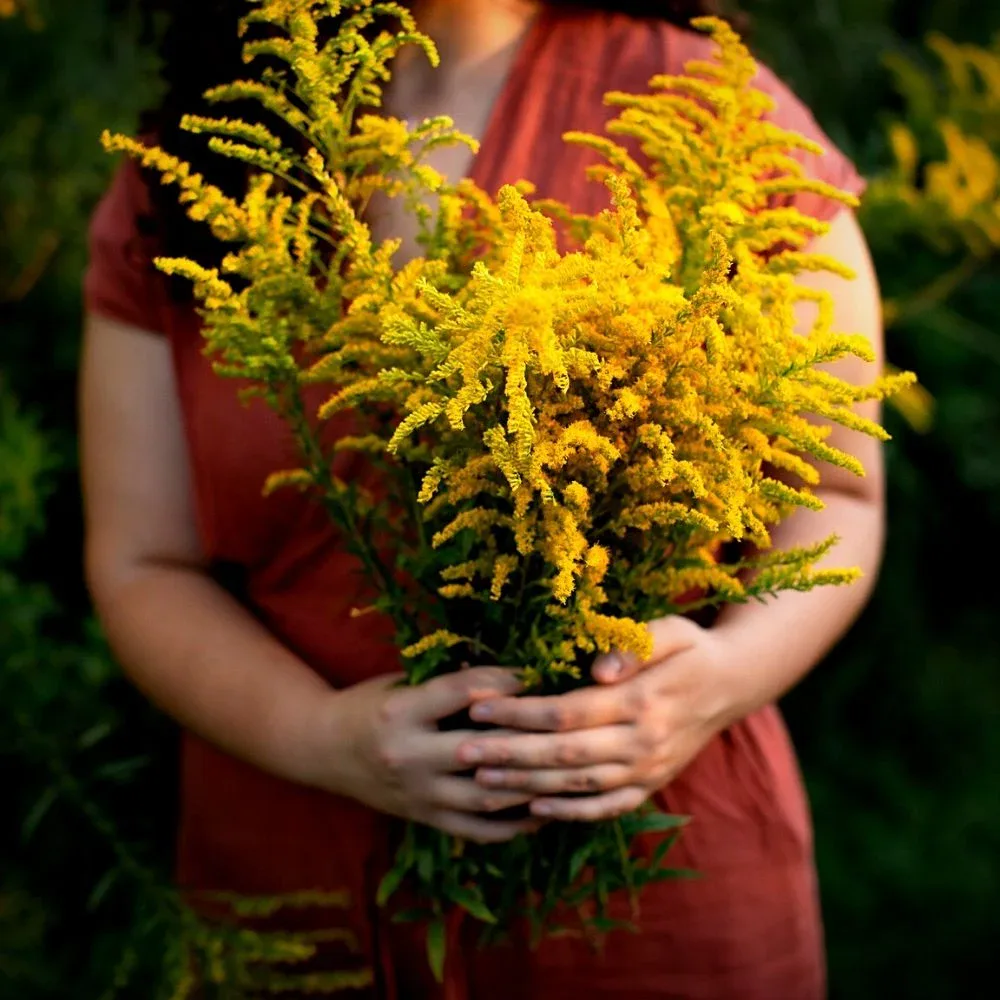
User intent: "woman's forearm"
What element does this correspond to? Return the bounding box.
[711,487,885,724]
[90,559,339,790]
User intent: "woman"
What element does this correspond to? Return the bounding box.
[80,1,883,996]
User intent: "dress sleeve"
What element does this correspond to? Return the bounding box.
[752,62,867,221]
[83,159,168,334]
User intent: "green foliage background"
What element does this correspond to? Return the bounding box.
[1,0,997,996]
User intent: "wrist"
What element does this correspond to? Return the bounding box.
[266,681,352,793]
[310,688,362,795]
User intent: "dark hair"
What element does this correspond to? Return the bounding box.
[138,1,745,290]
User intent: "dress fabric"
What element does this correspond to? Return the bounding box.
[84,10,865,999]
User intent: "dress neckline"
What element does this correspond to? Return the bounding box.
[465,5,552,191]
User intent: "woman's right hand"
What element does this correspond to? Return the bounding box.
[313,667,543,844]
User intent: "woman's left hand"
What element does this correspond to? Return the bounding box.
[455,616,743,822]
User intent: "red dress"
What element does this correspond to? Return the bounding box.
[85,11,864,999]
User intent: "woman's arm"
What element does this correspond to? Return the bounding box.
[80,313,336,785]
[449,210,888,820]
[79,314,539,841]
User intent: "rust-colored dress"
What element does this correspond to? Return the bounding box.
[84,10,864,999]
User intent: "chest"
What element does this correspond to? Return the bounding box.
[365,76,507,267]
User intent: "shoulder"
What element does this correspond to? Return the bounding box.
[84,156,169,334]
[89,156,154,254]
[543,11,820,135]
[539,11,865,216]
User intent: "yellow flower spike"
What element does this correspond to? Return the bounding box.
[562,482,590,512]
[400,630,464,659]
[431,509,510,550]
[579,605,653,662]
[583,545,611,584]
[262,469,314,496]
[489,555,519,601]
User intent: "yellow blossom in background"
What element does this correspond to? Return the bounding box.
[0,0,40,26]
[868,34,1000,258]
[102,0,915,967]
[861,32,1000,433]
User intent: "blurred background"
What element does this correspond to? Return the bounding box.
[1,0,997,996]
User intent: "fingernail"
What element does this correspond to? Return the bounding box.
[595,653,623,680]
[478,769,504,786]
[532,802,553,817]
[460,745,483,764]
[470,703,493,721]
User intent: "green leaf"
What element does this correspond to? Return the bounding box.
[445,885,496,924]
[21,786,58,841]
[399,821,416,865]
[646,865,701,884]
[87,868,119,911]
[623,810,690,835]
[650,830,682,870]
[568,842,593,882]
[390,907,430,924]
[416,846,435,885]
[376,862,407,907]
[94,755,149,783]
[78,721,113,749]
[589,915,638,934]
[426,917,447,983]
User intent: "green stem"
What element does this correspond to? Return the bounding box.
[282,383,421,639]
[613,818,636,905]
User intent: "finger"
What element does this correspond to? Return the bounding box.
[396,728,521,773]
[426,809,543,845]
[530,785,649,822]
[397,667,523,724]
[428,776,534,814]
[475,763,633,796]
[468,686,631,732]
[456,725,635,769]
[592,615,703,684]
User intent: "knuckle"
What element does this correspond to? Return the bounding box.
[378,695,404,726]
[486,742,512,765]
[546,706,570,732]
[635,726,659,755]
[628,689,652,717]
[555,742,582,766]
[376,742,404,775]
[568,770,603,793]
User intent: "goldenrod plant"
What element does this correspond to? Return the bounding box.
[103,0,913,974]
[865,34,1000,260]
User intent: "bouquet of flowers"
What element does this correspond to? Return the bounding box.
[104,0,913,976]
